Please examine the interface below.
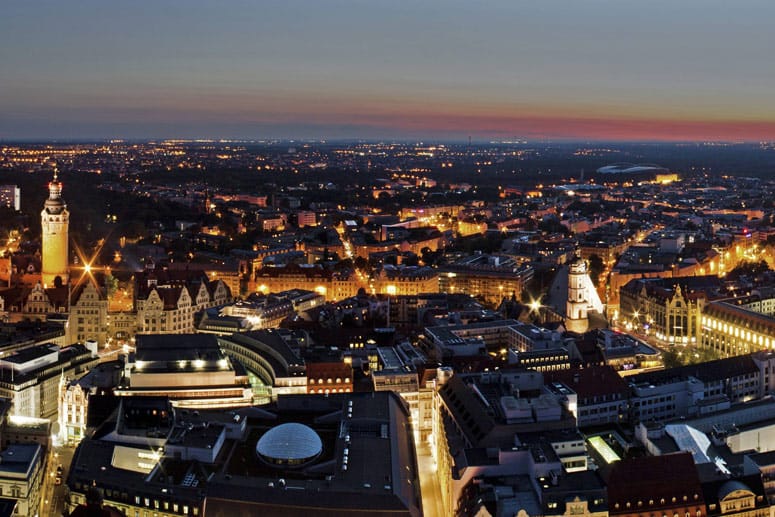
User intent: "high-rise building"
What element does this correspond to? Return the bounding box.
[41,172,69,288]
[0,185,21,211]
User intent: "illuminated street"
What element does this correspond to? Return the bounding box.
[416,439,444,517]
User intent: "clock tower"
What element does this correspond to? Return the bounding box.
[41,171,69,287]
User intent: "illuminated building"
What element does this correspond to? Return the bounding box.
[0,443,44,516]
[399,204,463,221]
[608,246,721,310]
[66,392,421,517]
[702,475,769,517]
[65,397,207,516]
[58,361,121,445]
[371,345,427,439]
[606,453,705,517]
[545,365,629,426]
[17,281,69,320]
[217,329,307,402]
[433,371,577,515]
[0,184,21,211]
[115,334,252,409]
[0,342,99,419]
[701,301,775,357]
[596,329,661,372]
[68,280,108,344]
[41,171,69,288]
[295,210,317,227]
[565,256,605,333]
[627,355,760,421]
[197,289,324,333]
[423,319,524,360]
[253,264,358,301]
[456,218,488,236]
[438,254,533,305]
[133,266,232,336]
[306,361,353,394]
[619,277,717,345]
[372,265,438,297]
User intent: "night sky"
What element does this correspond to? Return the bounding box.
[2,0,774,141]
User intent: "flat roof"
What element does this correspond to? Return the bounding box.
[0,444,42,476]
[135,334,223,363]
[1,343,58,364]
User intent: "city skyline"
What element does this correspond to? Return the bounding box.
[2,0,775,141]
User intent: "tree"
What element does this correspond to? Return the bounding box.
[588,254,605,286]
[105,274,119,298]
[661,349,683,369]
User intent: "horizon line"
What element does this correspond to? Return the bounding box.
[1,137,772,145]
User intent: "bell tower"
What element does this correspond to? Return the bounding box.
[565,255,605,333]
[41,171,69,287]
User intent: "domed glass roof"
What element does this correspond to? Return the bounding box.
[256,423,323,466]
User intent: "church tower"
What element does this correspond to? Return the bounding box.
[41,171,69,287]
[565,255,604,333]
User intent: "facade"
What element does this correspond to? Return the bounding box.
[620,277,712,345]
[372,345,426,437]
[254,264,358,301]
[702,301,775,357]
[606,453,706,517]
[0,282,69,321]
[545,366,629,427]
[58,361,122,445]
[744,452,775,504]
[509,347,571,372]
[0,185,21,211]
[627,355,760,422]
[424,319,526,360]
[0,343,99,419]
[0,444,44,516]
[41,172,69,288]
[59,381,89,446]
[701,475,769,517]
[216,330,307,402]
[306,361,353,394]
[131,266,233,337]
[371,265,439,297]
[116,334,252,408]
[437,255,533,305]
[68,280,109,344]
[541,471,609,517]
[596,329,662,372]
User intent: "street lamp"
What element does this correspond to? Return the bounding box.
[632,310,641,333]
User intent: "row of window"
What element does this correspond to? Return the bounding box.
[616,493,699,508]
[308,378,350,384]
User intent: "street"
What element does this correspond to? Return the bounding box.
[40,444,75,517]
[416,438,445,517]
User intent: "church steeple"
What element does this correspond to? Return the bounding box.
[565,255,605,333]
